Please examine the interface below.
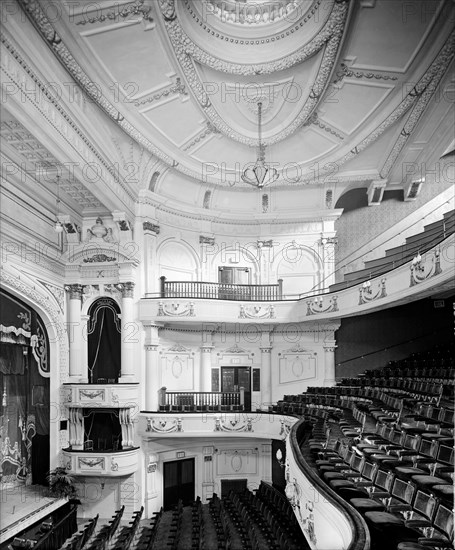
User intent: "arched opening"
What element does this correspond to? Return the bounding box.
[0,290,50,487]
[87,298,121,384]
[149,171,160,192]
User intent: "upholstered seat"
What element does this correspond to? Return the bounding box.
[349,498,385,513]
[410,475,450,489]
[393,467,426,480]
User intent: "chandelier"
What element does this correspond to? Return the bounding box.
[241,101,279,189]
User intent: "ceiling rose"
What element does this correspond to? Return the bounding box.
[204,0,302,25]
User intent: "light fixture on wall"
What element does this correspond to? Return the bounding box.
[412,252,424,272]
[241,102,279,189]
[54,175,63,233]
[275,448,285,468]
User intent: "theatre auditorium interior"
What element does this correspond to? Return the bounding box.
[0,0,454,549]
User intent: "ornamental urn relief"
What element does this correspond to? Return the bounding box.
[87,218,113,242]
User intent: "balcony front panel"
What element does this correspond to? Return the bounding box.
[139,412,297,440]
[63,383,139,408]
[62,447,139,477]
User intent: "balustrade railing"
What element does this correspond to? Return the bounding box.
[159,388,244,412]
[159,277,283,301]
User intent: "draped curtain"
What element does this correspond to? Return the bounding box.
[88,299,121,383]
[0,291,50,486]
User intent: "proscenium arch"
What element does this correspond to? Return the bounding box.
[0,274,64,474]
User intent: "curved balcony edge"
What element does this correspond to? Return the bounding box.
[287,419,370,550]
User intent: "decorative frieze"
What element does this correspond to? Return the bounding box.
[117,282,135,298]
[306,296,338,316]
[358,278,387,305]
[157,301,195,316]
[239,304,275,319]
[146,417,183,433]
[214,417,253,432]
[410,250,442,287]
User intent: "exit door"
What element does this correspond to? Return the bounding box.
[163,458,195,510]
[221,367,251,411]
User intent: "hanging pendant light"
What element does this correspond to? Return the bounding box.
[241,102,279,189]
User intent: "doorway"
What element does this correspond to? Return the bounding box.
[221,367,251,411]
[163,458,195,510]
[218,267,250,299]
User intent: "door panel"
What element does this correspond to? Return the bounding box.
[221,367,251,411]
[163,458,195,510]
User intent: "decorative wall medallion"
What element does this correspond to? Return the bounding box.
[146,417,181,433]
[111,458,119,472]
[231,454,242,472]
[157,302,195,316]
[147,463,157,473]
[239,304,275,319]
[171,357,183,378]
[410,250,442,287]
[78,457,105,469]
[306,296,338,315]
[358,278,387,305]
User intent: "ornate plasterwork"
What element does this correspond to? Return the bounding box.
[157,301,195,316]
[37,280,65,313]
[159,0,350,146]
[333,62,399,85]
[75,0,154,26]
[306,296,338,316]
[410,250,442,287]
[134,77,187,107]
[146,417,183,433]
[162,0,345,75]
[358,278,387,305]
[214,417,253,432]
[239,304,275,319]
[183,122,220,152]
[202,0,302,26]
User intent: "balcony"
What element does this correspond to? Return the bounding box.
[158,389,244,412]
[62,447,139,477]
[63,383,139,408]
[157,276,283,301]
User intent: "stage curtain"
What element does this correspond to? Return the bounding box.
[0,291,49,487]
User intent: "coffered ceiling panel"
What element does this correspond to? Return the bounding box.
[81,23,174,97]
[321,81,395,135]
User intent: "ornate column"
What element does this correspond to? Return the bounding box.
[200,344,213,392]
[119,282,136,382]
[143,222,160,295]
[65,284,83,381]
[260,346,272,409]
[323,342,337,387]
[144,323,160,410]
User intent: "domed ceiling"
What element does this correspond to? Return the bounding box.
[14,0,455,206]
